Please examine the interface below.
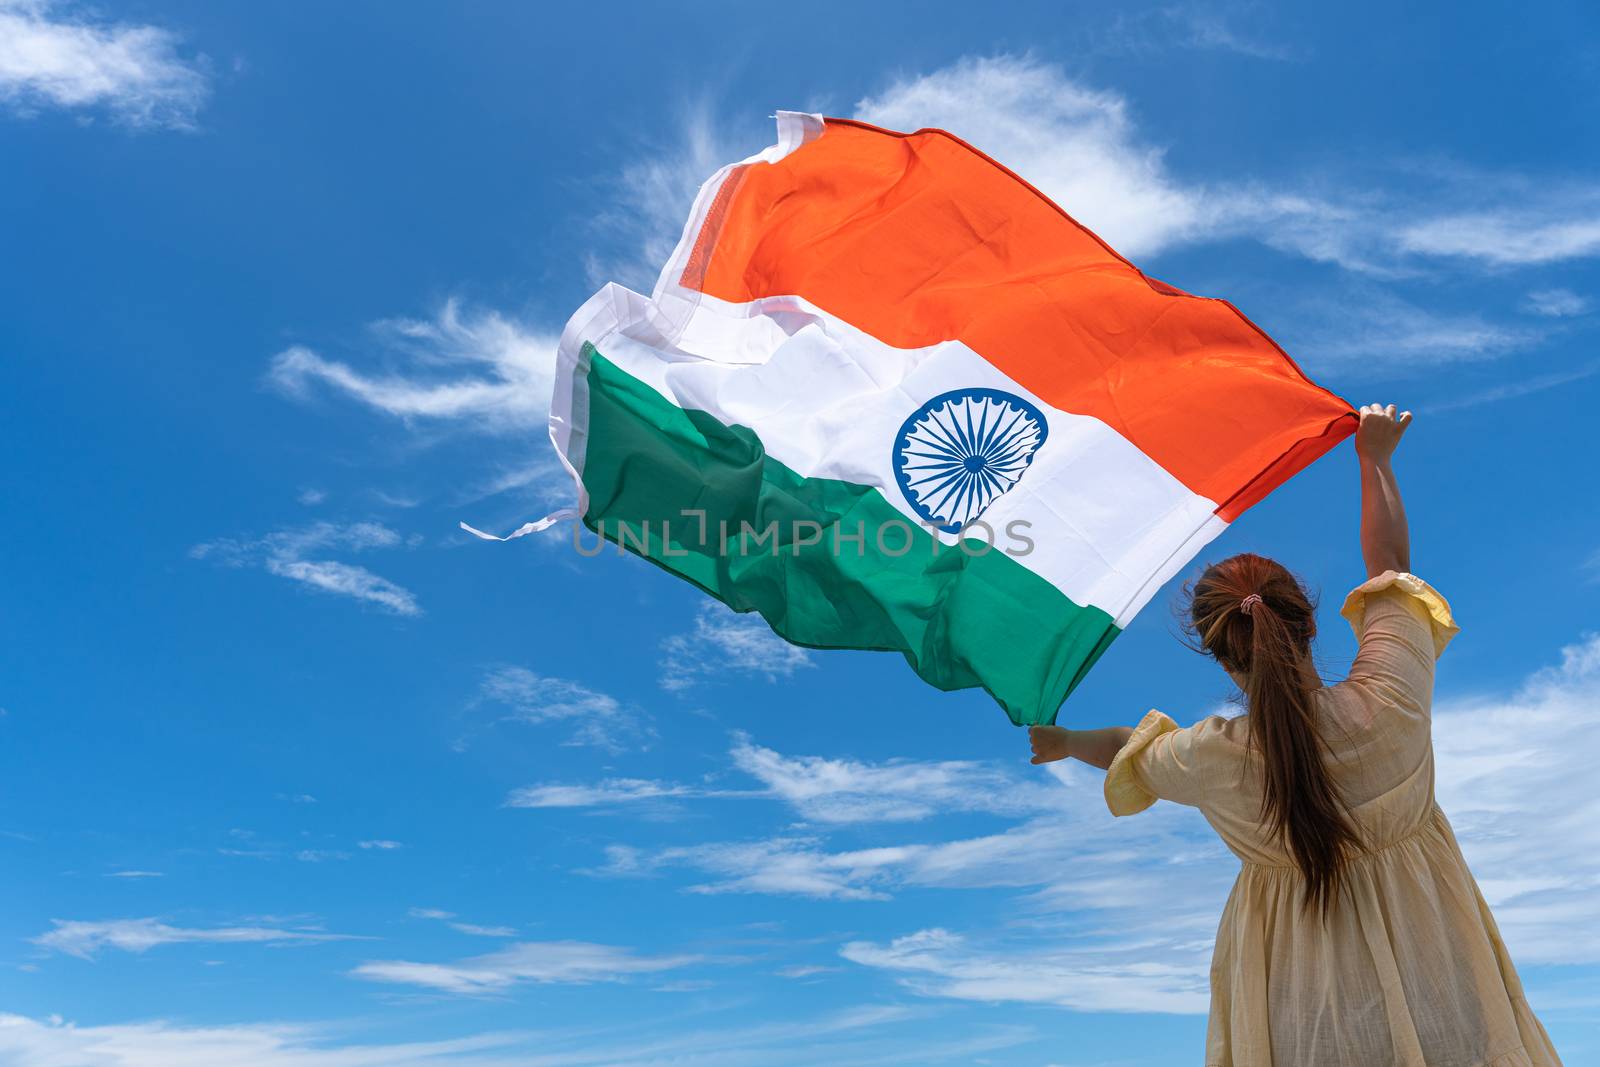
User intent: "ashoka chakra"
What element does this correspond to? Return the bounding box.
[891,388,1049,535]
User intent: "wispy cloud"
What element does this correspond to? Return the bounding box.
[596,838,914,902]
[1524,287,1592,317]
[105,870,163,879]
[0,1004,1010,1067]
[1396,210,1600,266]
[855,56,1208,261]
[660,603,813,691]
[1426,360,1600,413]
[446,922,519,939]
[841,926,1209,1014]
[595,766,1228,914]
[0,1015,524,1067]
[580,633,1600,1012]
[358,839,404,850]
[1095,6,1298,61]
[34,918,355,959]
[1433,632,1600,965]
[408,908,517,939]
[190,521,420,616]
[293,849,349,863]
[269,301,558,434]
[506,778,714,810]
[1272,285,1544,369]
[582,101,756,293]
[350,940,699,996]
[475,667,643,752]
[727,733,1055,824]
[267,301,570,518]
[508,732,1058,824]
[853,55,1600,280]
[0,0,209,129]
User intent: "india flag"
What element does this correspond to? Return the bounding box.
[534,112,1354,726]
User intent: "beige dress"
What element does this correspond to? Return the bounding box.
[1104,571,1562,1067]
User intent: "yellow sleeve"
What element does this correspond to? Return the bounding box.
[1340,571,1459,659]
[1104,710,1210,816]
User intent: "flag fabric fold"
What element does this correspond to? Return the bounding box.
[541,111,1355,725]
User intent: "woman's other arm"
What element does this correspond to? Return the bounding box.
[1356,403,1413,579]
[1027,724,1133,769]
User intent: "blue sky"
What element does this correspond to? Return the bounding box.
[3,1,1598,1063]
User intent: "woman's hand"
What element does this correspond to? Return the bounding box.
[1028,725,1072,765]
[1355,403,1412,464]
[1356,402,1412,577]
[1029,723,1135,770]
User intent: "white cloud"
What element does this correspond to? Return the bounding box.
[104,870,162,878]
[1524,287,1592,317]
[659,603,812,691]
[841,927,1208,1015]
[33,918,353,959]
[262,558,418,615]
[727,733,1055,824]
[1433,633,1600,965]
[583,101,755,293]
[269,301,558,434]
[407,907,517,938]
[0,1005,1005,1067]
[190,521,420,616]
[583,634,1600,1013]
[1397,212,1600,266]
[475,668,640,751]
[597,838,911,902]
[266,302,576,523]
[506,778,708,809]
[507,732,1056,824]
[1276,287,1542,369]
[1427,360,1600,413]
[446,922,518,939]
[855,56,1208,261]
[350,940,698,996]
[0,0,209,129]
[0,1014,528,1067]
[848,55,1600,282]
[598,760,1230,919]
[358,839,403,850]
[293,849,348,863]
[1096,6,1297,61]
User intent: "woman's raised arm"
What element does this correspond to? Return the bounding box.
[1356,403,1413,579]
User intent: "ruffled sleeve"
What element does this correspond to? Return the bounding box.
[1104,710,1185,817]
[1340,570,1459,659]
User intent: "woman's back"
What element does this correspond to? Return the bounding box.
[1102,573,1562,1066]
[1196,572,1449,866]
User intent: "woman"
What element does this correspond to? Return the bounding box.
[1027,404,1562,1067]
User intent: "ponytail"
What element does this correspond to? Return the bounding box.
[1184,554,1359,915]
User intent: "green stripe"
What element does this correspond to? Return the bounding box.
[577,345,1118,726]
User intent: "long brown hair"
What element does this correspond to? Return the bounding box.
[1184,553,1358,914]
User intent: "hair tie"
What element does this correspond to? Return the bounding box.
[1240,593,1263,616]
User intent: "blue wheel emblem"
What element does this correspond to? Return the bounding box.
[892,388,1048,534]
